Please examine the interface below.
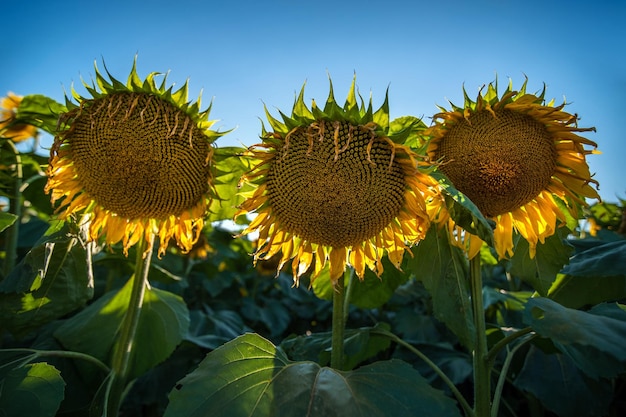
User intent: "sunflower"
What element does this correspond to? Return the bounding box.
[45,61,223,257]
[425,79,600,259]
[236,79,440,286]
[0,92,38,142]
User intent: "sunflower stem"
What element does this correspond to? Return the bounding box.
[342,268,355,324]
[470,255,491,417]
[2,140,22,277]
[105,234,154,417]
[330,269,348,370]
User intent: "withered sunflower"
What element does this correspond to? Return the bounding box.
[45,61,223,257]
[0,92,38,142]
[426,79,600,258]
[236,79,440,286]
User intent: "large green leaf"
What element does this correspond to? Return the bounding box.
[408,226,474,349]
[548,240,626,308]
[0,234,91,337]
[513,345,613,417]
[508,227,573,296]
[165,333,461,417]
[54,278,190,379]
[0,362,66,417]
[523,298,626,379]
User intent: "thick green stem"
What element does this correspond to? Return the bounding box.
[105,234,154,416]
[330,269,348,370]
[3,140,22,277]
[342,268,355,324]
[470,255,490,417]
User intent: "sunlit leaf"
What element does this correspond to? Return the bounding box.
[588,201,623,230]
[389,115,427,150]
[513,345,613,417]
[165,333,461,417]
[210,147,255,221]
[54,278,189,379]
[508,227,573,296]
[14,94,67,135]
[349,257,410,309]
[408,226,474,349]
[523,298,626,379]
[0,362,65,417]
[432,171,494,245]
[0,212,17,233]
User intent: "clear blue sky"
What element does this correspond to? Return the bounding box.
[3,0,624,201]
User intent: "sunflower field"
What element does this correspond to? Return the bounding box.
[1,61,625,417]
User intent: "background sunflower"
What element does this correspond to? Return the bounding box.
[425,79,600,258]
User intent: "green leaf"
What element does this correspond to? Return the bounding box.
[349,257,410,309]
[548,274,626,308]
[560,240,626,277]
[388,115,427,149]
[21,175,55,216]
[185,308,251,350]
[433,171,494,245]
[513,345,613,417]
[588,201,624,229]
[54,280,190,379]
[508,227,574,296]
[310,263,333,301]
[280,324,392,370]
[0,212,18,233]
[0,235,91,337]
[313,256,410,309]
[408,226,474,349]
[0,362,66,417]
[549,241,626,307]
[210,147,255,221]
[523,298,626,379]
[14,94,67,135]
[165,333,461,417]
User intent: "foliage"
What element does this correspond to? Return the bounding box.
[1,94,625,417]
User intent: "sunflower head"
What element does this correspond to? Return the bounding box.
[45,60,224,257]
[425,78,600,258]
[237,77,440,286]
[0,92,38,142]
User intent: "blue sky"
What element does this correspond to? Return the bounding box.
[3,0,624,201]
